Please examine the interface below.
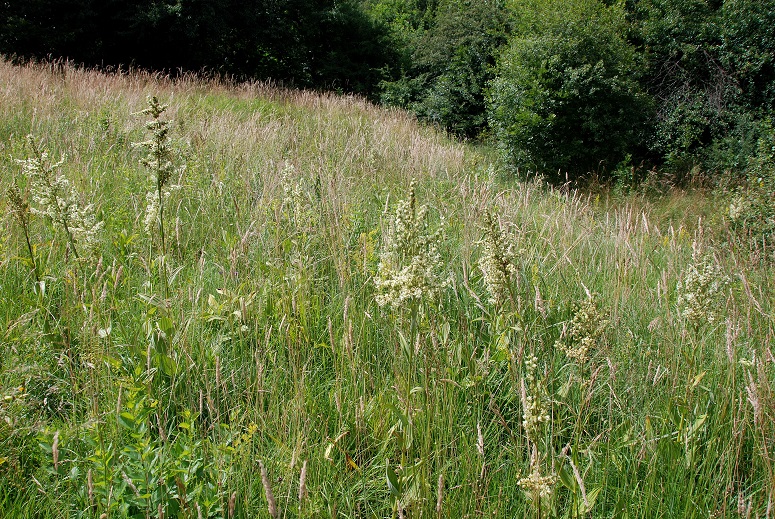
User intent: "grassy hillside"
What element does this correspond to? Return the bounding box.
[1,59,773,518]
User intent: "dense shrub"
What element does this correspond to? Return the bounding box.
[488,0,650,181]
[727,126,775,255]
[377,0,509,138]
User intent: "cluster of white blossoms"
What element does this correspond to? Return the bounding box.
[374,180,449,309]
[134,96,179,247]
[521,354,550,439]
[518,354,557,500]
[478,212,520,307]
[677,250,730,327]
[142,184,181,234]
[518,448,558,499]
[555,295,609,364]
[523,393,551,440]
[280,164,317,230]
[728,197,744,222]
[19,136,103,255]
[135,96,174,192]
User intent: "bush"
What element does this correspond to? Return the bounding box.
[377,0,509,138]
[727,125,775,255]
[488,0,651,181]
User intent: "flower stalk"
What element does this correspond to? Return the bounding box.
[7,183,40,284]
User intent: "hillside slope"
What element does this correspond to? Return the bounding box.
[1,60,773,518]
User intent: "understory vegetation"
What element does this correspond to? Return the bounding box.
[1,60,774,518]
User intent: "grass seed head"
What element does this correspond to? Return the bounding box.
[259,460,278,519]
[298,459,308,501]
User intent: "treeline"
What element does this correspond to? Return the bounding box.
[2,0,775,180]
[373,0,775,180]
[0,0,396,95]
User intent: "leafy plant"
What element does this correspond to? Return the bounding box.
[488,0,651,180]
[727,127,775,256]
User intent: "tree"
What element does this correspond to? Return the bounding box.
[719,0,775,114]
[0,0,393,96]
[488,0,650,179]
[375,0,509,138]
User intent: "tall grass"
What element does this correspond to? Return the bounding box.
[1,58,773,518]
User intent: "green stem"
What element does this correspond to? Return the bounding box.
[157,182,169,301]
[61,218,80,262]
[157,182,167,258]
[410,301,418,386]
[21,220,41,285]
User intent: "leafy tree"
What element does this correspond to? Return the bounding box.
[375,0,509,138]
[489,0,650,179]
[632,0,735,169]
[628,0,775,173]
[719,0,775,114]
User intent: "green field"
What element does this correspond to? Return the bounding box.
[1,59,773,518]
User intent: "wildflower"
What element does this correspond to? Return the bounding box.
[521,355,550,440]
[555,295,609,364]
[728,197,744,221]
[478,211,520,307]
[135,96,179,255]
[19,135,103,257]
[518,443,557,500]
[517,354,557,505]
[676,250,729,327]
[523,394,551,440]
[374,180,449,309]
[142,184,181,234]
[135,96,174,191]
[279,164,318,231]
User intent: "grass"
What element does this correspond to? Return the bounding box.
[0,58,773,518]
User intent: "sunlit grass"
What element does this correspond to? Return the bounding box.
[1,59,773,518]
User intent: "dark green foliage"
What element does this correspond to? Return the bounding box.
[488,0,650,180]
[728,125,775,253]
[376,0,509,138]
[0,0,394,96]
[634,0,734,168]
[631,0,775,173]
[719,0,775,113]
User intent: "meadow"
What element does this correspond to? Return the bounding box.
[0,59,773,518]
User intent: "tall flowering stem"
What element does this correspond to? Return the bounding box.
[479,211,520,310]
[7,183,40,284]
[676,248,729,330]
[135,96,175,258]
[135,96,177,300]
[375,178,450,409]
[518,354,556,517]
[375,180,449,348]
[555,294,609,367]
[18,135,102,262]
